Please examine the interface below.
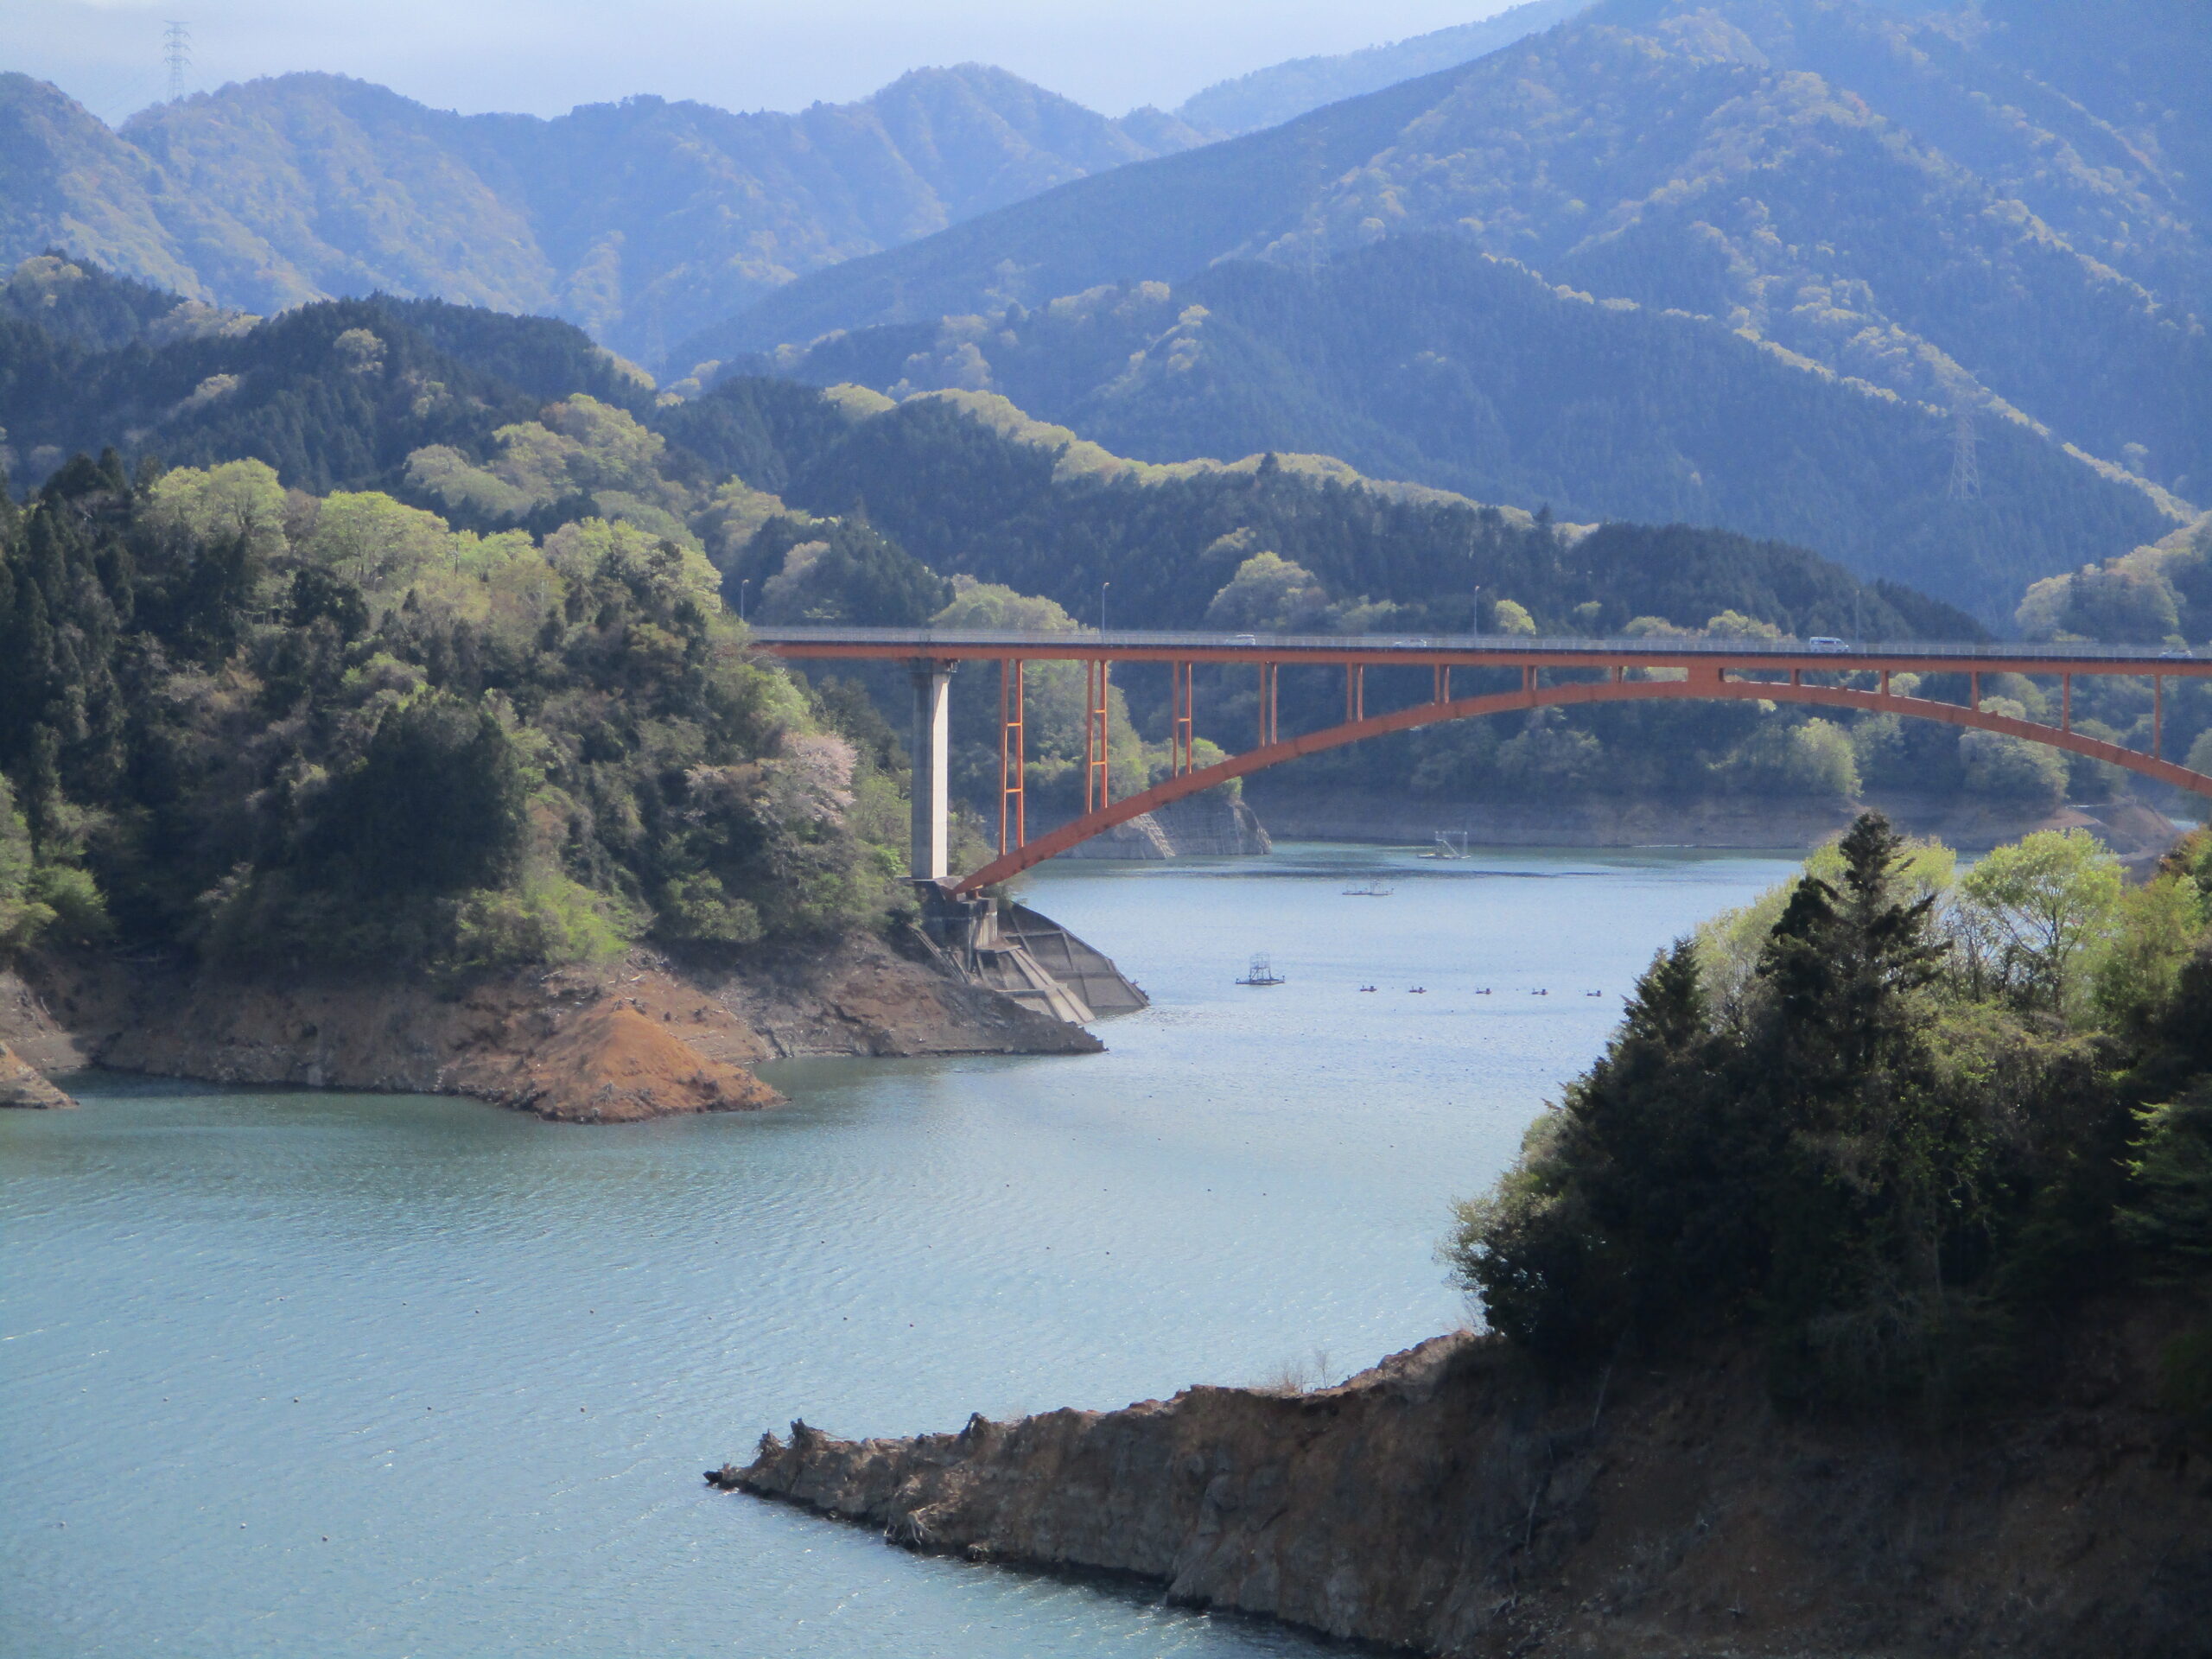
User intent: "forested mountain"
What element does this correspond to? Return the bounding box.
[760,242,2167,620]
[1173,0,1589,136]
[1,255,1952,646]
[0,65,1206,363]
[697,0,2206,612]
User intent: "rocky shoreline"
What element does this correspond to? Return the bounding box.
[0,926,1097,1122]
[719,1314,2212,1657]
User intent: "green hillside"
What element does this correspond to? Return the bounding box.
[0,450,906,977]
[0,66,1206,364]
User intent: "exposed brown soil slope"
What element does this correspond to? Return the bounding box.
[722,1311,2212,1657]
[0,928,1096,1123]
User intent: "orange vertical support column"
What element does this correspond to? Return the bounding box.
[998,658,1026,853]
[1172,662,1195,775]
[1258,662,1279,747]
[1084,658,1112,811]
[2154,675,2164,760]
[1082,659,1094,813]
[2063,674,2071,733]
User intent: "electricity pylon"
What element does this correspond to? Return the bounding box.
[164,22,191,102]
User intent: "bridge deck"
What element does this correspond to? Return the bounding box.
[743,624,2211,895]
[745,625,2209,677]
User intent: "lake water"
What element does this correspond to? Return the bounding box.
[2,843,1798,1657]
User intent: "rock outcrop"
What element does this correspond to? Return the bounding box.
[1052,791,1272,860]
[2,927,1100,1124]
[0,1040,75,1108]
[721,1313,2212,1657]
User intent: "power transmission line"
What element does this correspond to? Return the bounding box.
[164,21,192,103]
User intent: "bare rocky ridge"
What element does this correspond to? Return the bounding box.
[0,928,1096,1124]
[721,1315,2212,1657]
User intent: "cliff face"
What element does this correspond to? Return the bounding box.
[0,926,1098,1123]
[721,1315,2212,1657]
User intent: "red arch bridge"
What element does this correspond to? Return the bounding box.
[748,626,2212,894]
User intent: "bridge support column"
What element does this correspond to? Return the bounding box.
[999,658,1026,855]
[909,658,954,881]
[1084,659,1112,811]
[1170,662,1195,774]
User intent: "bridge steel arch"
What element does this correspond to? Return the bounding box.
[743,628,2212,895]
[949,671,2212,893]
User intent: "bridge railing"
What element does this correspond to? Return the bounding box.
[743,624,2203,668]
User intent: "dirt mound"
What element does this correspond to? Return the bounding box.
[493,996,778,1122]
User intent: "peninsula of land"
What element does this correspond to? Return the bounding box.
[722,1312,2208,1659]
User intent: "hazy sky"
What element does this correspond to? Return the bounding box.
[9,0,1519,125]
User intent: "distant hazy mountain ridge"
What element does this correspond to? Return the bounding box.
[693,0,2207,613]
[1174,0,1591,135]
[0,64,1207,362]
[710,0,2210,496]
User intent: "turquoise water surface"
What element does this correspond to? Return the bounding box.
[2,843,1797,1656]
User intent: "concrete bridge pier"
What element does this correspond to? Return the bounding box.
[909,658,953,881]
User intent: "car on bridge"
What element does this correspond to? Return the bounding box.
[1807,637,1850,652]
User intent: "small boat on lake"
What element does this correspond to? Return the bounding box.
[1340,883,1395,897]
[1236,954,1287,987]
